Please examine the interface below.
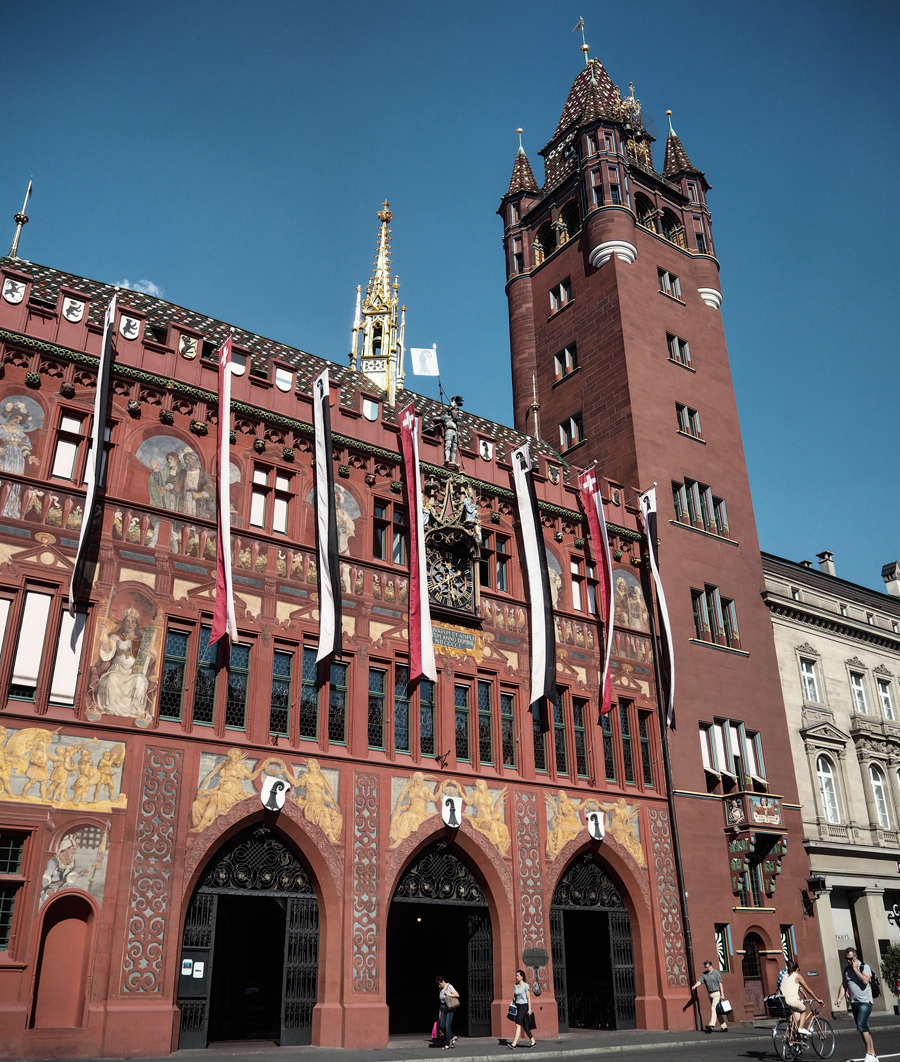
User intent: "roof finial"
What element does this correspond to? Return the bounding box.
[517,127,524,154]
[9,176,32,259]
[666,109,676,137]
[573,16,590,65]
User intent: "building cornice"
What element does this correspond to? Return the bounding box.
[762,590,900,655]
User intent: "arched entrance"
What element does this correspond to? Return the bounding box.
[742,933,766,1016]
[550,852,636,1031]
[387,840,493,1037]
[177,824,319,1048]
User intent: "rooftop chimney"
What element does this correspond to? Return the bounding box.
[800,559,812,569]
[817,551,836,577]
[882,562,900,597]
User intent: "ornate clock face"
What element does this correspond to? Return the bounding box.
[427,548,474,612]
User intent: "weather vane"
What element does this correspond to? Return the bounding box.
[573,16,589,64]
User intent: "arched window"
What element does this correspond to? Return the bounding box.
[660,209,686,249]
[371,324,382,359]
[869,763,890,828]
[816,755,840,824]
[560,203,580,241]
[536,223,555,264]
[635,195,657,233]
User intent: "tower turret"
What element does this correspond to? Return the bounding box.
[351,202,405,406]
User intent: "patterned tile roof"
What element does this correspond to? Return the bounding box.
[662,132,705,182]
[0,257,565,466]
[549,59,621,142]
[504,147,540,197]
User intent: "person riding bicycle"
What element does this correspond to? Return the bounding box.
[782,961,823,1039]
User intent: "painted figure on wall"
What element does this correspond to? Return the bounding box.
[306,485,359,555]
[41,824,110,905]
[546,549,562,608]
[390,772,440,847]
[137,436,237,522]
[191,749,267,832]
[0,727,127,810]
[599,797,646,866]
[613,570,651,633]
[545,790,585,860]
[291,758,343,844]
[86,590,163,728]
[464,779,510,856]
[389,774,511,855]
[0,397,43,518]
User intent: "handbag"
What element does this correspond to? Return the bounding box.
[717,998,733,1016]
[507,1002,519,1021]
[445,992,460,1010]
[432,1021,440,1039]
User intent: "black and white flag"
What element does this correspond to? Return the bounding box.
[69,292,116,614]
[511,444,554,731]
[313,368,342,662]
[638,486,676,727]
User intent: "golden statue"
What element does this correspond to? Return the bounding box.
[464,780,511,856]
[290,758,343,844]
[545,790,585,860]
[389,772,440,847]
[191,749,266,832]
[599,797,645,867]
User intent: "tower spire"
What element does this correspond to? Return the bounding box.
[354,202,405,405]
[9,177,32,259]
[503,129,539,197]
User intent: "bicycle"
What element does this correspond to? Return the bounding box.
[771,1000,835,1060]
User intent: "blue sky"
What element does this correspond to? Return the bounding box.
[2,1,898,590]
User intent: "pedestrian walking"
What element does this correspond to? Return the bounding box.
[436,975,459,1050]
[691,959,729,1032]
[781,961,823,1039]
[834,947,878,1062]
[508,969,536,1049]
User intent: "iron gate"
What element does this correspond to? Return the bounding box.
[550,853,636,1030]
[177,825,319,1048]
[393,841,493,1036]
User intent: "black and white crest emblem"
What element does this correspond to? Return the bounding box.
[2,279,24,304]
[260,775,288,812]
[587,810,605,842]
[548,466,561,485]
[62,297,85,322]
[479,439,494,462]
[441,793,464,828]
[179,334,198,359]
[119,315,140,340]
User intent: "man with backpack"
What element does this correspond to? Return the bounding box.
[834,948,879,1062]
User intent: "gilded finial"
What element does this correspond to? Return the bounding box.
[378,200,393,224]
[666,110,676,137]
[573,16,589,64]
[517,128,524,153]
[9,176,33,259]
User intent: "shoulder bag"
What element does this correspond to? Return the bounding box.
[446,991,461,1010]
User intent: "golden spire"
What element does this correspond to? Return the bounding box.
[9,177,32,259]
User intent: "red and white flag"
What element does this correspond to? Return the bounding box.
[210,336,238,644]
[578,469,615,717]
[399,403,436,682]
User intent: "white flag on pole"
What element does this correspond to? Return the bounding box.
[410,346,440,377]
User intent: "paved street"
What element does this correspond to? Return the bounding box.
[34,1016,900,1062]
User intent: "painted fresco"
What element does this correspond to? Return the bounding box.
[190,750,342,843]
[40,823,111,906]
[0,395,44,519]
[545,548,562,607]
[389,774,511,856]
[85,588,164,728]
[544,790,645,866]
[305,484,359,554]
[613,569,651,633]
[0,725,126,810]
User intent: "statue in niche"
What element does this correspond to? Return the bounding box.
[432,395,463,467]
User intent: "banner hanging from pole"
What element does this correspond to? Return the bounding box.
[578,469,615,717]
[399,402,436,682]
[638,486,675,727]
[210,335,238,645]
[313,368,342,662]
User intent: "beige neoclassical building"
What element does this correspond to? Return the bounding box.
[763,551,900,1009]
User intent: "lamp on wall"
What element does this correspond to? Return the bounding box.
[806,875,827,899]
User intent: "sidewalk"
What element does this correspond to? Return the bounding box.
[41,1014,899,1062]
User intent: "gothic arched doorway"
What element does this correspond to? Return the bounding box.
[742,933,766,1016]
[177,824,319,1048]
[550,853,636,1030]
[387,840,493,1037]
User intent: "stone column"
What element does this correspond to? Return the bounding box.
[852,887,889,1012]
[813,888,844,1013]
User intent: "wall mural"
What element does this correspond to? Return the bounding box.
[305,485,359,555]
[545,548,562,608]
[40,823,111,905]
[544,790,645,866]
[0,395,45,520]
[613,569,651,634]
[190,750,343,843]
[85,588,164,728]
[0,725,126,810]
[388,774,511,857]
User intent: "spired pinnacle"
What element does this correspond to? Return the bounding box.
[504,129,539,197]
[517,128,524,153]
[666,109,676,136]
[377,200,393,224]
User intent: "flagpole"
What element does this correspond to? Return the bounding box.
[638,532,699,1029]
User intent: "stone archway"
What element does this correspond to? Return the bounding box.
[177,824,320,1049]
[550,852,636,1031]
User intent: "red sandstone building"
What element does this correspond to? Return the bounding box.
[499,54,826,1022]
[0,50,822,1061]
